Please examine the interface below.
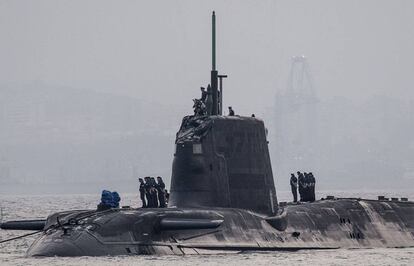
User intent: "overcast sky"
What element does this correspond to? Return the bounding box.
[1,0,414,111]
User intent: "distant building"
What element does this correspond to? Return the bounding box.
[273,56,319,178]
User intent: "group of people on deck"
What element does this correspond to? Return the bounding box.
[138,176,168,208]
[290,171,316,203]
[96,176,168,211]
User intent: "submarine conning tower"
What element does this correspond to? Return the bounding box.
[169,12,278,216]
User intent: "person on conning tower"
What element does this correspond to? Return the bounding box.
[228,106,235,116]
[205,85,213,115]
[200,87,209,103]
[193,99,206,116]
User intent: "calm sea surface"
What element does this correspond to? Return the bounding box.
[1,190,413,266]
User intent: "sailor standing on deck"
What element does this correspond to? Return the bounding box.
[303,172,309,202]
[156,176,166,208]
[144,177,152,207]
[150,177,159,208]
[297,171,305,202]
[138,178,147,208]
[290,173,298,202]
[309,172,316,202]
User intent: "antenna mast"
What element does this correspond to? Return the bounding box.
[211,11,218,115]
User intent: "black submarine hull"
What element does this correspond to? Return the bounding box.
[26,198,414,257]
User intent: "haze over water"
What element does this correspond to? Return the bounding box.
[1,0,414,195]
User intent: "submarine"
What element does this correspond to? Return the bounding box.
[1,12,413,256]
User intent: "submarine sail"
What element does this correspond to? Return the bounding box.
[169,11,278,215]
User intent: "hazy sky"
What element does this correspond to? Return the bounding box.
[1,0,414,113]
[1,1,414,194]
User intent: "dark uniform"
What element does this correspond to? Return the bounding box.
[297,172,305,202]
[303,172,309,202]
[150,177,159,208]
[309,172,316,202]
[200,87,207,103]
[205,85,213,115]
[138,178,146,208]
[144,177,152,207]
[156,176,166,208]
[290,173,298,202]
[228,106,235,116]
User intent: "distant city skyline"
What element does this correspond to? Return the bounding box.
[0,81,413,194]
